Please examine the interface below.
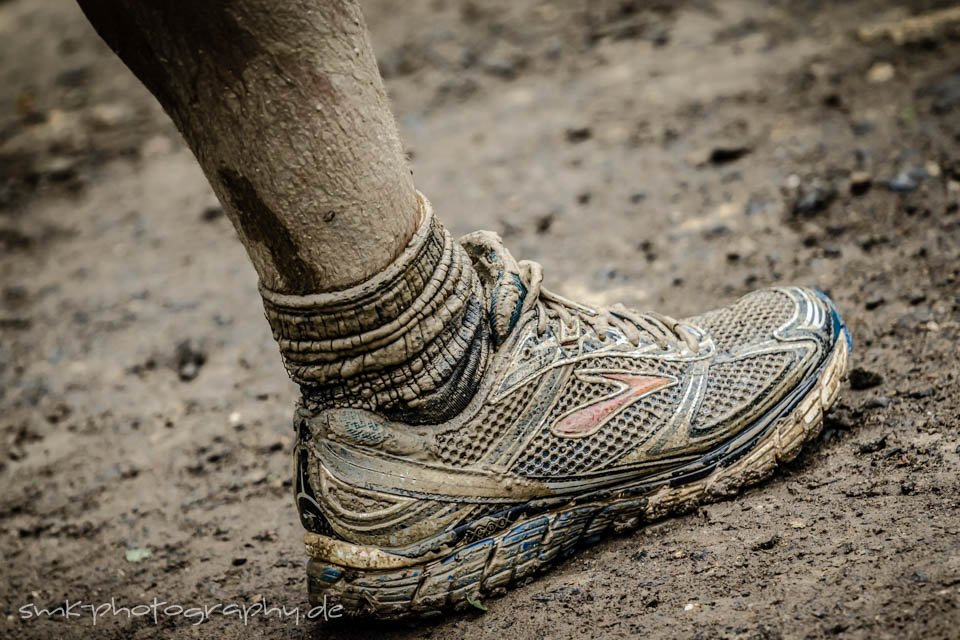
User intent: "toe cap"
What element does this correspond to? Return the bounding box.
[687,286,848,360]
[688,287,849,434]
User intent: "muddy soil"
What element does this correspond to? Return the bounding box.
[2,1,959,638]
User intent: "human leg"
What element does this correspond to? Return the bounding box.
[76,0,418,295]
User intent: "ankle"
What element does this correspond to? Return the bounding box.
[259,193,489,423]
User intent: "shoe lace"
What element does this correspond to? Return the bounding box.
[517,260,700,353]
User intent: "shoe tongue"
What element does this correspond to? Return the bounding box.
[460,230,527,347]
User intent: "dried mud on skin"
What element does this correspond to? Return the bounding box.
[1,1,959,639]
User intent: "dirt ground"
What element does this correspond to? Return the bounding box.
[2,0,959,638]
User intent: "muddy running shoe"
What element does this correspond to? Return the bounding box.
[260,194,851,618]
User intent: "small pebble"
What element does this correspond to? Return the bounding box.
[849,171,872,196]
[862,396,891,410]
[866,62,894,84]
[565,127,592,143]
[175,339,206,382]
[792,178,837,216]
[752,534,781,551]
[858,435,887,454]
[885,171,919,193]
[849,367,883,390]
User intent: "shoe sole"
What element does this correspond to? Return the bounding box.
[304,333,850,619]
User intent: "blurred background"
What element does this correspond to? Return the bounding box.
[1,1,959,638]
